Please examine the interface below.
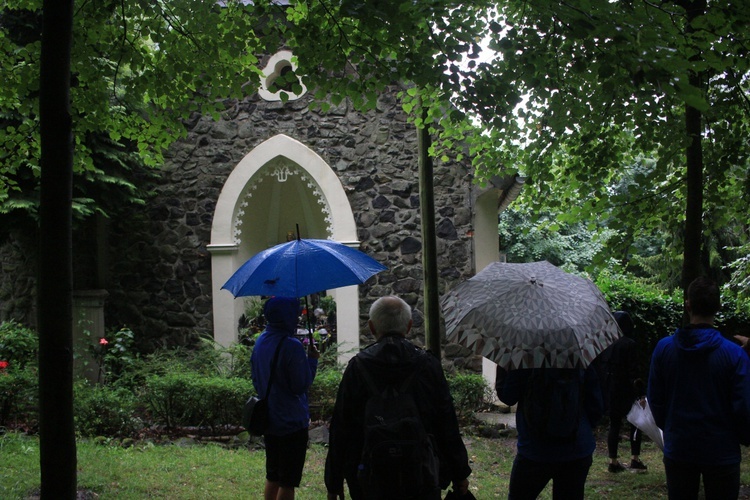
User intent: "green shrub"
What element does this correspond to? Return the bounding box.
[0,320,38,370]
[716,292,750,340]
[0,366,38,428]
[74,381,140,437]
[143,372,252,429]
[136,337,252,381]
[218,342,251,380]
[447,371,492,421]
[115,340,227,390]
[101,327,138,383]
[309,368,342,421]
[596,273,683,377]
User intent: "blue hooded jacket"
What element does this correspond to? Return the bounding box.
[648,325,750,465]
[250,297,318,436]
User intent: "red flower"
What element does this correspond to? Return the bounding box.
[0,360,8,370]
[99,338,109,346]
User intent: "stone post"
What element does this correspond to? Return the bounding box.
[72,289,109,383]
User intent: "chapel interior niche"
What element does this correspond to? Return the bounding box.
[234,158,331,264]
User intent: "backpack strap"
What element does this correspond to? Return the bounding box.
[264,338,285,399]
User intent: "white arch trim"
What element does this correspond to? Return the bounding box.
[209,134,360,362]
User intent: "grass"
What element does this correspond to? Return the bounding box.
[3,428,750,499]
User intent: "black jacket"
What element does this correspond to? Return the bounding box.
[601,336,644,416]
[324,334,471,496]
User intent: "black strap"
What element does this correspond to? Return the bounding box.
[264,338,285,399]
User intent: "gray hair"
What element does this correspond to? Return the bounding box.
[369,296,412,336]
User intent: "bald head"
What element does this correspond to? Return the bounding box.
[368,295,413,339]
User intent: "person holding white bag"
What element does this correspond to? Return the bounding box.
[603,311,648,473]
[648,276,750,500]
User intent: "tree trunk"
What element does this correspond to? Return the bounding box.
[682,100,703,292]
[680,0,707,300]
[38,0,77,497]
[418,104,441,358]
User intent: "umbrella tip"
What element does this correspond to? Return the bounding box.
[529,277,543,287]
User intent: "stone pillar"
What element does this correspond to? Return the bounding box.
[72,289,109,383]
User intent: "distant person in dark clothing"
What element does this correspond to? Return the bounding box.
[648,276,750,500]
[325,295,471,499]
[496,364,603,500]
[604,311,647,472]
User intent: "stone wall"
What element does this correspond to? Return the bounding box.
[0,229,37,327]
[0,86,482,370]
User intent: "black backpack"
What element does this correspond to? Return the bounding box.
[522,368,584,444]
[356,361,440,499]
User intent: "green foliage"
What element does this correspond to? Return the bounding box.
[90,327,139,385]
[308,368,342,422]
[466,1,750,288]
[319,295,336,316]
[143,372,252,430]
[715,292,750,341]
[1,0,265,222]
[726,243,750,300]
[188,336,253,380]
[219,342,252,380]
[238,297,266,343]
[447,371,492,422]
[0,321,39,427]
[498,204,612,273]
[73,380,140,438]
[0,364,37,428]
[0,320,38,369]
[597,272,684,378]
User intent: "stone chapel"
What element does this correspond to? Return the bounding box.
[0,49,523,383]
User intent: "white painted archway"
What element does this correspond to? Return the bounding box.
[472,176,525,397]
[208,134,361,362]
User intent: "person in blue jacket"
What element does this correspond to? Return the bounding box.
[648,276,750,500]
[496,364,603,500]
[251,296,319,500]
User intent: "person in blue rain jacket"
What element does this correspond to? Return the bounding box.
[251,296,319,500]
[648,276,750,500]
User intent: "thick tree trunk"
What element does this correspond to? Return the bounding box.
[682,100,703,292]
[680,0,707,299]
[38,0,77,497]
[418,105,441,358]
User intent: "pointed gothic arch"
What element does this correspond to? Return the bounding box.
[208,134,361,360]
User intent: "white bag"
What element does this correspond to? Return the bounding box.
[626,398,665,451]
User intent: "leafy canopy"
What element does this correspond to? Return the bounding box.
[458,0,749,286]
[1,0,264,220]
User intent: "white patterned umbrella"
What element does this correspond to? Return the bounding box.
[440,261,620,370]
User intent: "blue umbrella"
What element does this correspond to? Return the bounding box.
[222,238,386,298]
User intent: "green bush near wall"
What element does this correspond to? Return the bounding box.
[142,373,253,430]
[447,372,493,422]
[0,366,38,428]
[0,320,39,428]
[74,381,141,437]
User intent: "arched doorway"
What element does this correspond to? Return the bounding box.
[208,134,360,361]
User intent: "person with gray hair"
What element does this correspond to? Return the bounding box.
[368,295,413,335]
[325,296,472,499]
